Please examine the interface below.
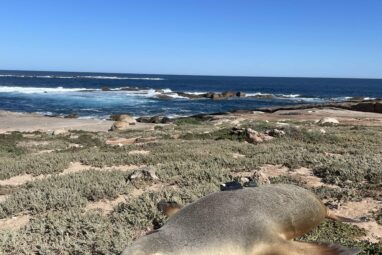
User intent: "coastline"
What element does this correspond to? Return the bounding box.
[1,99,382,133]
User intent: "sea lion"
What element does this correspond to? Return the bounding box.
[121,184,360,255]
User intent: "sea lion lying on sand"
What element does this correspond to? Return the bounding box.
[122,184,360,255]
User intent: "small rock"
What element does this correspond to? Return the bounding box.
[110,121,131,131]
[318,117,339,125]
[246,130,273,144]
[128,167,159,181]
[110,114,136,124]
[252,171,271,185]
[236,91,246,97]
[319,128,326,134]
[52,129,67,136]
[265,128,286,137]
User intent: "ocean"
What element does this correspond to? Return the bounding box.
[0,70,381,119]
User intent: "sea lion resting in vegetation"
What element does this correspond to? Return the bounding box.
[122,184,360,255]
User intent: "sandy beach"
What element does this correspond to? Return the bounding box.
[2,106,382,134]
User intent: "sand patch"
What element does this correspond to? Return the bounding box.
[258,164,337,188]
[0,174,35,186]
[0,214,30,231]
[34,149,55,155]
[85,183,178,215]
[232,153,245,159]
[0,195,9,203]
[331,198,382,243]
[85,195,127,215]
[128,150,150,155]
[105,137,138,146]
[233,164,337,189]
[62,162,143,174]
[0,162,143,186]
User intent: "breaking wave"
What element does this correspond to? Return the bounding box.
[0,86,91,94]
[0,74,164,80]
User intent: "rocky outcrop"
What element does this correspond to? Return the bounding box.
[110,114,136,123]
[351,101,382,113]
[264,128,286,137]
[177,91,247,100]
[256,100,382,114]
[110,114,136,131]
[136,116,172,124]
[110,121,130,131]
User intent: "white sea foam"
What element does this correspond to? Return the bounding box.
[0,86,91,94]
[183,91,208,95]
[363,97,376,100]
[279,94,300,98]
[0,74,164,80]
[245,92,272,97]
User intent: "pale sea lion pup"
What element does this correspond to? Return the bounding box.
[122,184,360,255]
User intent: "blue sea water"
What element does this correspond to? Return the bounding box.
[0,70,381,119]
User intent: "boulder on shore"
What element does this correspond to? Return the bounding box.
[110,114,136,124]
[318,117,339,125]
[136,116,172,124]
[110,121,130,131]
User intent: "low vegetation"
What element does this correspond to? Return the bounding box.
[0,118,381,254]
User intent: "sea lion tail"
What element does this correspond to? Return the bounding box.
[293,242,361,255]
[326,209,361,223]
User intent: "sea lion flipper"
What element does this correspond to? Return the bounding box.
[326,210,361,223]
[292,242,361,255]
[157,200,182,217]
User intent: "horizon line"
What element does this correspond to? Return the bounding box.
[0,68,381,80]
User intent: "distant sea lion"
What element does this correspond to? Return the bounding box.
[122,184,360,255]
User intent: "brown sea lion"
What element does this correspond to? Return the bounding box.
[122,184,360,255]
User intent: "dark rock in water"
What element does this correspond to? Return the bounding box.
[220,181,243,191]
[176,92,207,99]
[205,92,214,98]
[156,94,173,100]
[209,91,237,100]
[119,86,143,91]
[236,91,246,97]
[101,86,111,91]
[211,93,223,100]
[64,113,79,119]
[222,91,236,98]
[251,94,274,99]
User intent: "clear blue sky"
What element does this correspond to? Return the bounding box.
[1,0,381,78]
